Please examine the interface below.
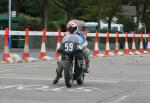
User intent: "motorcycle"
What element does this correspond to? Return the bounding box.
[58,40,86,88]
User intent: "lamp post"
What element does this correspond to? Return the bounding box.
[8,0,12,48]
[8,0,11,30]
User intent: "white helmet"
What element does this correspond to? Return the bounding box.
[67,19,79,34]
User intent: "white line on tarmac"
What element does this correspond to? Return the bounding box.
[0,69,11,73]
[84,77,150,82]
[110,95,128,103]
[0,74,119,83]
[86,79,118,83]
[1,74,150,83]
[51,87,65,91]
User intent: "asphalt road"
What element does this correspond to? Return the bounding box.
[0,50,56,59]
[0,55,150,103]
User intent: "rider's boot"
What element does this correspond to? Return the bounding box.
[53,60,63,84]
[53,72,62,84]
[83,48,90,73]
[84,60,90,73]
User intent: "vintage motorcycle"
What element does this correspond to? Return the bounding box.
[58,40,86,88]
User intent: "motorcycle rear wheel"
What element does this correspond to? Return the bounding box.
[76,73,84,85]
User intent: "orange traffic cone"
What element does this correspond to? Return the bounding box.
[139,32,144,54]
[104,32,110,56]
[124,32,129,55]
[131,32,136,54]
[114,32,120,55]
[55,29,61,59]
[147,33,150,53]
[2,28,10,61]
[23,28,30,60]
[92,31,99,56]
[39,29,47,59]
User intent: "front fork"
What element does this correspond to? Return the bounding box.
[72,60,75,75]
[62,54,84,79]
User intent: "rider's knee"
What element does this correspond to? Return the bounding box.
[57,59,62,65]
[83,48,91,60]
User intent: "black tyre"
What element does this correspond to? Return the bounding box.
[64,60,73,88]
[77,74,84,85]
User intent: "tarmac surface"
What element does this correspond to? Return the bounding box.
[0,53,150,103]
[0,49,56,59]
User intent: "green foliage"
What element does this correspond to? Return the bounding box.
[0,0,8,13]
[102,0,122,17]
[79,0,99,21]
[0,0,150,32]
[118,16,135,32]
[18,13,42,30]
[48,19,67,31]
[53,0,84,20]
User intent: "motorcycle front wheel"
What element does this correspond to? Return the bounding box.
[64,60,73,88]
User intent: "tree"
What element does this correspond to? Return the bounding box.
[118,16,134,32]
[123,0,150,33]
[135,0,140,33]
[79,0,99,21]
[0,0,8,13]
[34,0,50,29]
[12,0,26,15]
[53,0,83,21]
[81,0,122,31]
[102,0,122,31]
[142,0,150,33]
[12,0,52,29]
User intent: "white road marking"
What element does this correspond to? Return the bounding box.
[0,84,23,89]
[76,87,92,92]
[17,85,50,91]
[0,84,99,92]
[111,95,128,103]
[67,89,78,92]
[87,79,118,83]
[0,69,11,73]
[87,77,150,83]
[1,74,150,83]
[68,87,96,92]
[51,87,65,91]
[0,74,119,83]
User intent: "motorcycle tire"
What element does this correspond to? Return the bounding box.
[64,60,73,88]
[77,73,85,85]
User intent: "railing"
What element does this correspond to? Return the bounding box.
[0,30,149,37]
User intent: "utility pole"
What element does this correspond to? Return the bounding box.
[8,0,12,48]
[8,0,11,30]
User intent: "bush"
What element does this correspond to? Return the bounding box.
[18,13,42,30]
[48,20,67,31]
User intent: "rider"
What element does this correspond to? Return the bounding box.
[53,19,91,84]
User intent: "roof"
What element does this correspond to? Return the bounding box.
[0,13,8,20]
[0,13,18,21]
[122,6,136,16]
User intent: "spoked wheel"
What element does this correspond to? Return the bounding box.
[77,73,85,85]
[64,60,73,88]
